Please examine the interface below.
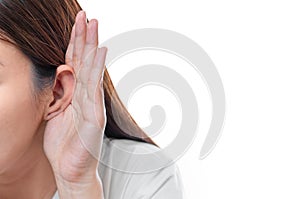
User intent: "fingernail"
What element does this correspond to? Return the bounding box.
[87,20,98,43]
[92,19,98,30]
[76,10,86,23]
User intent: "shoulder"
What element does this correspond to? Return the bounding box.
[98,136,185,199]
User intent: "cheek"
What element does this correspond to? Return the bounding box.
[0,79,42,168]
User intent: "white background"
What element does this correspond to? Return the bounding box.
[79,0,300,198]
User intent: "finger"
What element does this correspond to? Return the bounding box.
[80,19,99,84]
[65,24,76,66]
[92,47,107,86]
[92,49,108,131]
[88,47,108,99]
[73,10,87,72]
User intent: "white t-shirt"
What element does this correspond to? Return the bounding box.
[52,135,185,199]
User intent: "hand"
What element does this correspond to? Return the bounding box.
[43,10,107,191]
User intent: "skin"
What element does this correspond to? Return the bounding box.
[0,11,107,198]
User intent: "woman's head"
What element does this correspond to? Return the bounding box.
[0,0,156,172]
[0,0,82,172]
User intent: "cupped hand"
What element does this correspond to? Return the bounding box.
[43,10,107,184]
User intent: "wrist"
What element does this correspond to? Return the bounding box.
[55,173,104,199]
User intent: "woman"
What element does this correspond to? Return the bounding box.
[0,0,184,198]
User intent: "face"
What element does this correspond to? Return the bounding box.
[0,39,46,173]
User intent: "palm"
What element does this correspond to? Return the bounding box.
[43,11,107,182]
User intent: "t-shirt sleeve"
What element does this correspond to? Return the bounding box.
[98,137,186,199]
[121,163,185,199]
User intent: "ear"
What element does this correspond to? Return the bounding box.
[44,64,76,121]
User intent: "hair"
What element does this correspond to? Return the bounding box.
[0,0,157,147]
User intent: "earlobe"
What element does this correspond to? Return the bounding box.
[44,64,76,121]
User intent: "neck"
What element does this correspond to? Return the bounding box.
[0,126,57,199]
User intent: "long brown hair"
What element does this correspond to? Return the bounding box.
[0,0,157,146]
